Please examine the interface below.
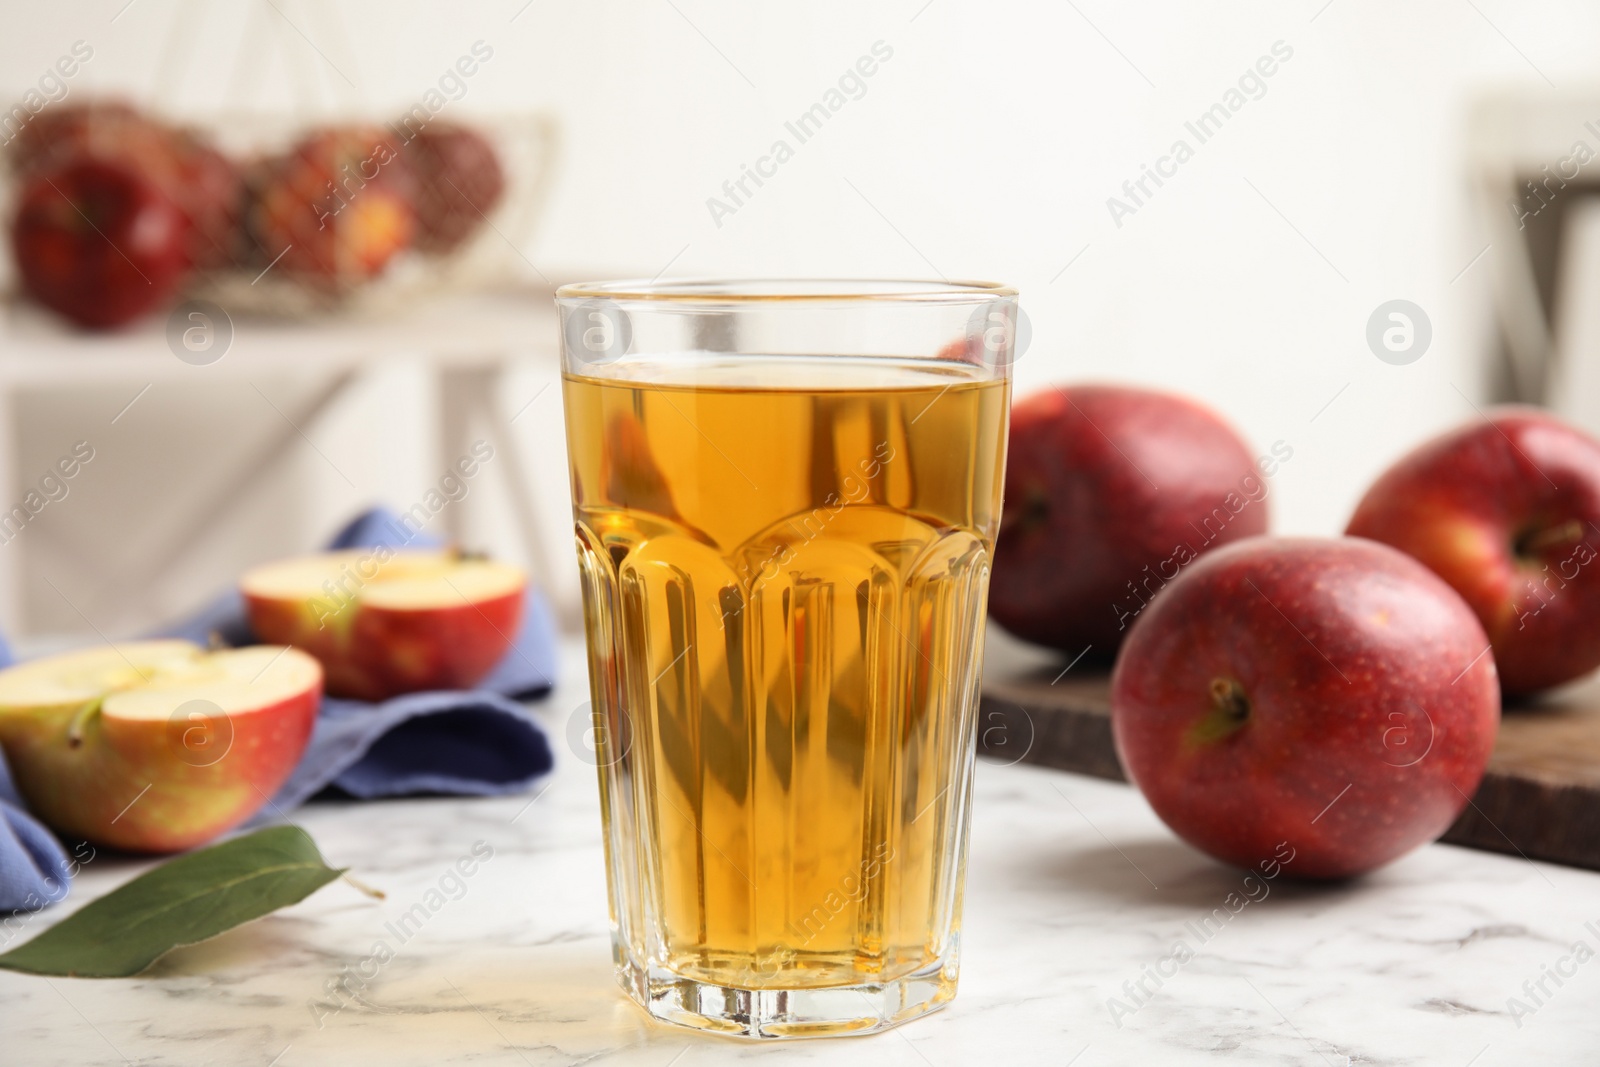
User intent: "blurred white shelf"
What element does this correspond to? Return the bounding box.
[0,285,576,638]
[0,285,561,383]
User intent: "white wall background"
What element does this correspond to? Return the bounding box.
[2,0,1595,635]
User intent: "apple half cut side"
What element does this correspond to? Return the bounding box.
[0,641,322,853]
[240,549,526,702]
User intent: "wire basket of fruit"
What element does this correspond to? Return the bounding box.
[2,99,559,329]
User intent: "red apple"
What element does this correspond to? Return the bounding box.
[168,129,243,271]
[1346,408,1600,696]
[989,385,1274,658]
[0,641,321,853]
[401,123,504,254]
[10,157,191,329]
[247,126,415,287]
[1111,537,1499,879]
[4,100,167,178]
[6,101,241,272]
[241,549,525,701]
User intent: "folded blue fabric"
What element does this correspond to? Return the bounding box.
[0,635,80,917]
[0,755,75,919]
[0,508,558,913]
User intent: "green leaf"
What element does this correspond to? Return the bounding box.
[0,825,343,978]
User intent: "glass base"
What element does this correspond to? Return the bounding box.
[613,942,959,1040]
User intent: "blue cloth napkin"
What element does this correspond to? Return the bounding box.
[0,509,558,913]
[0,635,80,917]
[0,756,75,920]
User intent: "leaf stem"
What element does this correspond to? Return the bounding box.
[341,872,386,899]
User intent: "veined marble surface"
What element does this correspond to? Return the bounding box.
[4,639,1599,1066]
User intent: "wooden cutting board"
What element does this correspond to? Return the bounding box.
[978,652,1600,872]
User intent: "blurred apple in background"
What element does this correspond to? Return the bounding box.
[988,384,1274,659]
[0,641,321,853]
[5,100,171,178]
[241,549,525,701]
[1347,408,1600,696]
[7,99,242,274]
[10,157,191,329]
[6,99,510,327]
[1111,537,1499,879]
[167,129,243,270]
[402,122,505,254]
[247,125,416,287]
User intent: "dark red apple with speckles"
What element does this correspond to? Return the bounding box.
[401,123,504,254]
[1347,408,1600,696]
[989,385,1277,659]
[7,101,241,272]
[1111,537,1500,880]
[10,157,190,329]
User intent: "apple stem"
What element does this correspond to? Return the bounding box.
[1518,519,1587,557]
[65,698,103,749]
[1184,677,1253,749]
[1210,677,1250,723]
[341,872,386,899]
[999,488,1050,536]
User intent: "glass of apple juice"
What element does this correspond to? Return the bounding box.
[555,279,1016,1039]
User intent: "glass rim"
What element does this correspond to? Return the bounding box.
[554,278,1018,306]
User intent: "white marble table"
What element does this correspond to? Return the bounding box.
[5,640,1599,1066]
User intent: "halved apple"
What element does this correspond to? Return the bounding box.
[240,549,525,701]
[0,641,321,853]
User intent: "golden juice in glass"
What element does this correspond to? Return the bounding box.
[556,281,1016,1039]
